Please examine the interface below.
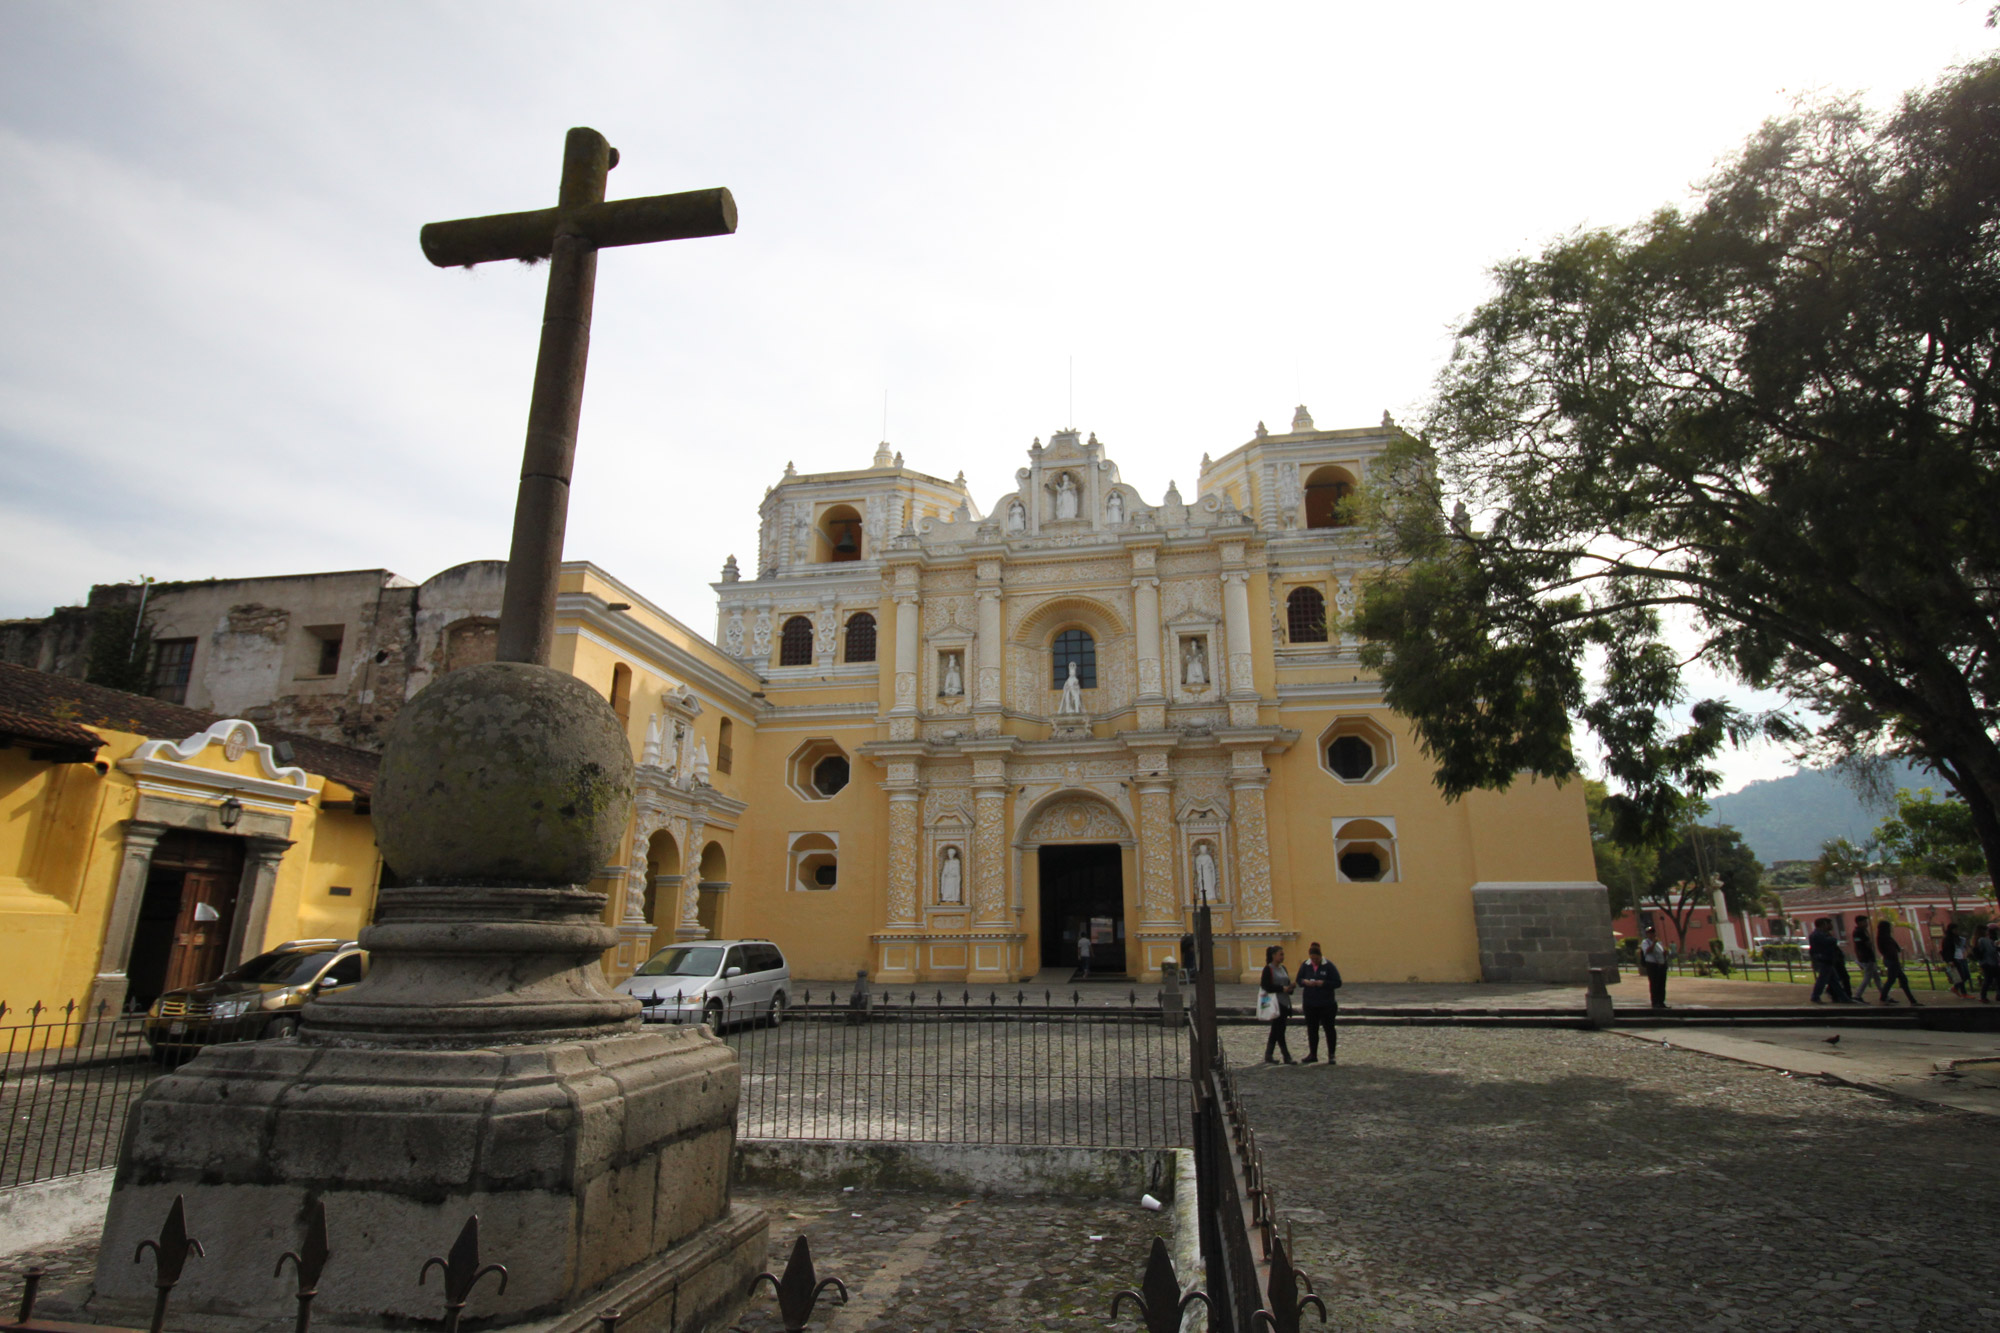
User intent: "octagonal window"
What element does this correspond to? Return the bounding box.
[787,739,853,801]
[1317,716,1394,784]
[812,754,850,797]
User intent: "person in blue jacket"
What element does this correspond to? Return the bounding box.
[1296,941,1342,1064]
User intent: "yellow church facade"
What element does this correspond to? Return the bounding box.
[573,412,1612,986]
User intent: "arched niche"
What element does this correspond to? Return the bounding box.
[815,503,864,563]
[1304,465,1358,529]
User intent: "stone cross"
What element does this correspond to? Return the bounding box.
[421,127,737,664]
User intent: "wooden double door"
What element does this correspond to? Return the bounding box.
[126,832,246,1007]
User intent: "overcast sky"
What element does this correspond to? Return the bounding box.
[2,2,1992,792]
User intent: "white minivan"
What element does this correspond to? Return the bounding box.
[616,939,790,1029]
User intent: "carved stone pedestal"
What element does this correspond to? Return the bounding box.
[78,664,768,1333]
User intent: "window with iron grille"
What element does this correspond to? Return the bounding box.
[150,638,197,704]
[778,615,814,666]
[1286,587,1328,643]
[716,718,734,775]
[1050,628,1097,689]
[845,611,877,663]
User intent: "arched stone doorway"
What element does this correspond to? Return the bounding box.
[1019,793,1135,977]
[696,841,728,938]
[644,829,681,954]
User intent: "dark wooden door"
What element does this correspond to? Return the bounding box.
[163,869,237,992]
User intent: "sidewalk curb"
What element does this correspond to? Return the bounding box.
[1606,1029,1997,1118]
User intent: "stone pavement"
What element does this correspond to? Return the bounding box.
[1616,1025,2000,1116]
[1223,1024,2000,1331]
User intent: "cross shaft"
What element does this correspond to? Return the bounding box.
[422,127,737,665]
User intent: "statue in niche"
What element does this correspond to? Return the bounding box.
[1054,472,1079,520]
[1006,498,1027,534]
[1194,840,1219,902]
[941,653,963,696]
[1058,660,1084,715]
[1183,638,1209,688]
[938,846,964,904]
[1105,489,1124,524]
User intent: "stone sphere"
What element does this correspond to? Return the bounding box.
[374,662,635,886]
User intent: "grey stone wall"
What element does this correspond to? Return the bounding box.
[1473,882,1620,984]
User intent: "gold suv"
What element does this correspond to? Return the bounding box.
[144,939,366,1056]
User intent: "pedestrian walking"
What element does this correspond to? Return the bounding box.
[1639,927,1670,1009]
[1975,925,2000,1004]
[1296,941,1342,1064]
[1851,914,1884,1000]
[1876,920,1920,1006]
[1076,928,1093,976]
[1809,918,1859,1003]
[1260,945,1295,1064]
[1940,924,1970,997]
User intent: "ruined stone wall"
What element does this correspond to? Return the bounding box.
[1471,883,1620,984]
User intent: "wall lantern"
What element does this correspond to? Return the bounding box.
[218,796,244,830]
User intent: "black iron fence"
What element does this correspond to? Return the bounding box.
[1658,953,1976,990]
[1,1002,155,1190]
[699,986,1191,1148]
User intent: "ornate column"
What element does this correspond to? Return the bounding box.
[677,817,707,939]
[891,566,921,741]
[886,790,921,926]
[88,821,169,1016]
[1134,578,1162,698]
[1136,780,1178,923]
[1229,776,1277,928]
[1221,569,1255,696]
[972,786,1008,925]
[974,560,1003,734]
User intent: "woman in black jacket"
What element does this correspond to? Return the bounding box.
[1876,920,1920,1006]
[1260,945,1294,1065]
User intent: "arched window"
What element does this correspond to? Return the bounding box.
[715,717,734,775]
[1304,466,1357,529]
[609,663,633,723]
[819,504,863,563]
[845,611,877,663]
[1051,628,1097,689]
[778,616,814,666]
[1286,587,1328,643]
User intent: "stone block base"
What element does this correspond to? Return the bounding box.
[1472,881,1621,984]
[88,1025,766,1332]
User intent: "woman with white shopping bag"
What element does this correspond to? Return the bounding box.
[1259,945,1296,1064]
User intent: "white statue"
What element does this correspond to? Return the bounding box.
[942,653,963,696]
[1006,498,1027,534]
[1106,489,1124,524]
[1055,472,1079,520]
[1194,841,1218,902]
[643,714,663,767]
[1183,638,1208,688]
[1058,660,1084,714]
[938,846,963,904]
[692,738,712,786]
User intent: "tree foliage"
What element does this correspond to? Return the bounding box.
[1584,779,1657,914]
[1357,58,2000,885]
[83,584,155,695]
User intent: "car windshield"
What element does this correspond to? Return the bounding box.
[222,950,339,986]
[634,946,723,978]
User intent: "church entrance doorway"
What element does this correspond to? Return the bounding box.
[1038,843,1125,976]
[125,831,245,1009]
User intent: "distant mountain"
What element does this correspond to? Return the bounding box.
[1708,760,1935,864]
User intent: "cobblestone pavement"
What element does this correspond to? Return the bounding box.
[706,1189,1169,1333]
[1223,1025,2000,1332]
[0,1228,99,1309]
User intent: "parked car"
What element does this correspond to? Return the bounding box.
[144,939,367,1055]
[615,940,789,1029]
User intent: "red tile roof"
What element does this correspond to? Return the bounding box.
[0,661,378,795]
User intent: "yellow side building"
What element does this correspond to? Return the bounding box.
[0,662,382,1016]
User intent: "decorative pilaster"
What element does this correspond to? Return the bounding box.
[887,790,921,925]
[1221,569,1255,696]
[891,567,921,741]
[88,821,170,1016]
[1136,780,1178,923]
[228,835,294,971]
[972,786,1008,924]
[1133,576,1162,699]
[975,561,1004,734]
[1229,778,1276,926]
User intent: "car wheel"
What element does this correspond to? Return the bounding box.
[767,992,786,1029]
[267,1016,300,1040]
[703,1001,724,1032]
